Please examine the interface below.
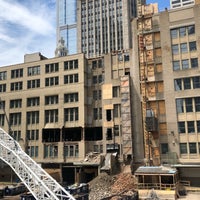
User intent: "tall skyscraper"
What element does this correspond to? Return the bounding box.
[57,0,146,58]
[56,0,78,55]
[170,0,194,9]
[77,0,146,58]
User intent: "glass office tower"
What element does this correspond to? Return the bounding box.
[56,0,146,58]
[56,0,77,55]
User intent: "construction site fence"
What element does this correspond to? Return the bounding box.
[137,183,177,190]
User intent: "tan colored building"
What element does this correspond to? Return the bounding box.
[0,50,136,183]
[134,3,200,185]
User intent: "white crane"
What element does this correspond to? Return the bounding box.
[0,127,75,200]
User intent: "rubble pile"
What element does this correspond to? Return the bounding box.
[89,173,114,200]
[89,172,137,200]
[111,173,136,194]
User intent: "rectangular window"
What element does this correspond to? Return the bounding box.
[27,97,40,107]
[93,90,101,100]
[45,63,59,73]
[0,71,7,80]
[64,74,78,84]
[182,59,189,69]
[10,99,22,109]
[45,77,59,86]
[93,90,98,100]
[64,59,78,70]
[10,82,23,91]
[64,107,78,122]
[191,58,198,68]
[98,75,103,83]
[44,145,58,158]
[161,143,168,154]
[0,101,5,109]
[11,69,23,78]
[28,146,38,158]
[12,130,21,141]
[180,43,188,53]
[27,111,39,124]
[189,41,197,51]
[64,93,79,103]
[172,44,179,55]
[195,97,200,112]
[185,98,193,112]
[178,121,185,133]
[189,143,197,154]
[173,61,180,71]
[0,114,5,126]
[45,109,58,123]
[93,108,98,120]
[45,95,58,105]
[174,79,182,91]
[27,79,40,89]
[64,145,78,157]
[113,86,120,97]
[179,27,186,37]
[92,76,98,84]
[114,125,120,136]
[183,78,191,89]
[176,99,184,113]
[193,77,200,89]
[27,129,39,140]
[10,112,21,126]
[188,25,195,35]
[187,121,195,133]
[180,143,187,154]
[0,84,6,92]
[28,66,40,76]
[171,29,178,39]
[113,104,121,118]
[197,121,200,133]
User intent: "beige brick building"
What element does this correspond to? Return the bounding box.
[0,50,137,184]
[134,3,200,185]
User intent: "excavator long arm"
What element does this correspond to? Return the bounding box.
[0,128,75,200]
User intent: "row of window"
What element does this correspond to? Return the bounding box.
[180,142,200,154]
[0,108,79,126]
[174,76,200,91]
[2,94,79,109]
[172,41,197,55]
[0,60,79,80]
[0,74,80,92]
[1,106,122,126]
[27,144,80,158]
[178,120,200,134]
[171,25,195,39]
[161,142,200,155]
[173,58,198,71]
[43,144,80,158]
[176,97,200,113]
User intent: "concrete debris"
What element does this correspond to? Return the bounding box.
[83,152,101,163]
[89,172,137,200]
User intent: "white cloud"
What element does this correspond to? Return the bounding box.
[0,0,56,66]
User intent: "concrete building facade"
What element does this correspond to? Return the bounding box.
[0,50,136,183]
[135,3,200,185]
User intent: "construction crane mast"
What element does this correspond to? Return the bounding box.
[0,127,75,200]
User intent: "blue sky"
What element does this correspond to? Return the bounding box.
[147,0,170,11]
[0,0,169,67]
